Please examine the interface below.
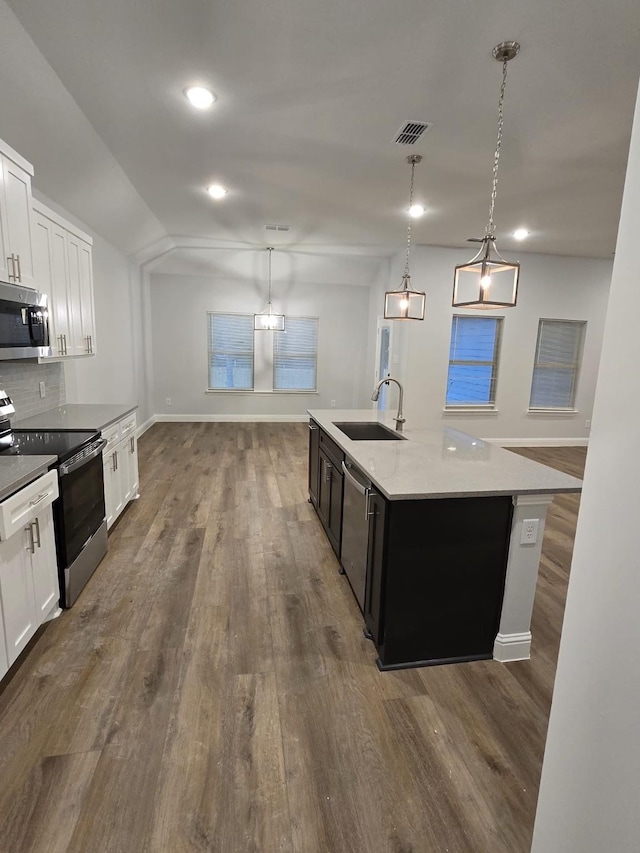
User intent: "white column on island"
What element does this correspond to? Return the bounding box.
[493,493,554,663]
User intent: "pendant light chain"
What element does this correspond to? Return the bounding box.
[267,246,273,307]
[486,57,509,237]
[404,158,417,276]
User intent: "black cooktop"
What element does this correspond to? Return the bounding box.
[0,429,100,463]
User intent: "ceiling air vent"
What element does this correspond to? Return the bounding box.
[394,121,433,145]
[265,224,291,232]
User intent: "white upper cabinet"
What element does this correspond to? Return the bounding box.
[32,199,96,359]
[0,140,35,289]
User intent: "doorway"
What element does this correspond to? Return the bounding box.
[374,318,392,410]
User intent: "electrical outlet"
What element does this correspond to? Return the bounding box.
[330,399,336,408]
[39,381,46,399]
[165,397,172,406]
[520,518,539,546]
[585,419,591,430]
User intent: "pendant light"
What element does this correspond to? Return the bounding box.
[384,155,426,320]
[453,41,521,310]
[254,247,285,331]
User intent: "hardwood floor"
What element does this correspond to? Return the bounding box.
[0,426,585,852]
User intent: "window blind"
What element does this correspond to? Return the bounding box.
[446,315,502,406]
[208,313,254,390]
[529,319,586,409]
[273,317,318,391]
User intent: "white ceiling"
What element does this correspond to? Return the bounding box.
[3,0,640,264]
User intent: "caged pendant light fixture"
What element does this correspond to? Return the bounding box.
[453,41,521,310]
[254,246,285,331]
[384,155,426,320]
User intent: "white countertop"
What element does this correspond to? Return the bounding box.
[15,403,137,432]
[308,410,583,501]
[0,456,57,502]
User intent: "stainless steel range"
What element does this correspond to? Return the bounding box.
[0,392,107,606]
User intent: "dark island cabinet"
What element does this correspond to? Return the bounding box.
[364,493,513,670]
[309,419,344,558]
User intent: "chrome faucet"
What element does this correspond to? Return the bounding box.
[371,376,405,431]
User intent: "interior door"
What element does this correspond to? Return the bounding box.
[374,318,392,410]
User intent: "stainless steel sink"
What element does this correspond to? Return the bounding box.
[333,422,406,441]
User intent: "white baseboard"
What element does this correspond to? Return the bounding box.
[153,413,309,423]
[484,437,589,447]
[136,415,156,437]
[493,631,532,662]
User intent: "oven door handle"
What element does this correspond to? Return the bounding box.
[59,439,108,476]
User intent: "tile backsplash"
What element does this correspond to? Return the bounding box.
[0,361,65,421]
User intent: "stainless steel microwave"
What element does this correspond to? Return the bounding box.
[0,280,51,359]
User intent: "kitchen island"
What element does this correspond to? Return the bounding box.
[308,409,582,670]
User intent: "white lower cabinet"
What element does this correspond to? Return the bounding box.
[102,412,139,530]
[0,473,60,678]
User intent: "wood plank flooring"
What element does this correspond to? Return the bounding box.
[0,426,585,853]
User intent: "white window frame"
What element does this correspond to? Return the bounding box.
[207,311,255,391]
[528,319,586,412]
[445,315,504,411]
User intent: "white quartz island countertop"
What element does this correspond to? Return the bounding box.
[308,409,583,501]
[14,403,137,432]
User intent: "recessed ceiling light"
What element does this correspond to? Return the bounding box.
[409,204,425,218]
[185,86,215,109]
[513,228,529,240]
[207,183,228,199]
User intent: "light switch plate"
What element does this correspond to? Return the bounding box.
[520,518,539,545]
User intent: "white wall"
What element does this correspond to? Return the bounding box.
[531,80,640,852]
[374,245,611,441]
[33,191,150,425]
[149,271,372,418]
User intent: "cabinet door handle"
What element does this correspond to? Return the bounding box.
[25,524,35,554]
[32,517,41,548]
[7,256,15,281]
[309,423,318,431]
[29,493,48,507]
[15,254,21,282]
[324,460,332,482]
[89,335,93,353]
[130,436,135,453]
[57,334,63,354]
[365,490,377,522]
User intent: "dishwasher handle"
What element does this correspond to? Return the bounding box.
[341,460,368,495]
[342,460,376,522]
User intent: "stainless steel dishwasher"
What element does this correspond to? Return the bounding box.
[340,458,375,612]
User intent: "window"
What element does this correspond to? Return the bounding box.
[274,317,318,391]
[446,315,503,407]
[207,312,319,392]
[208,313,254,390]
[529,319,586,410]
